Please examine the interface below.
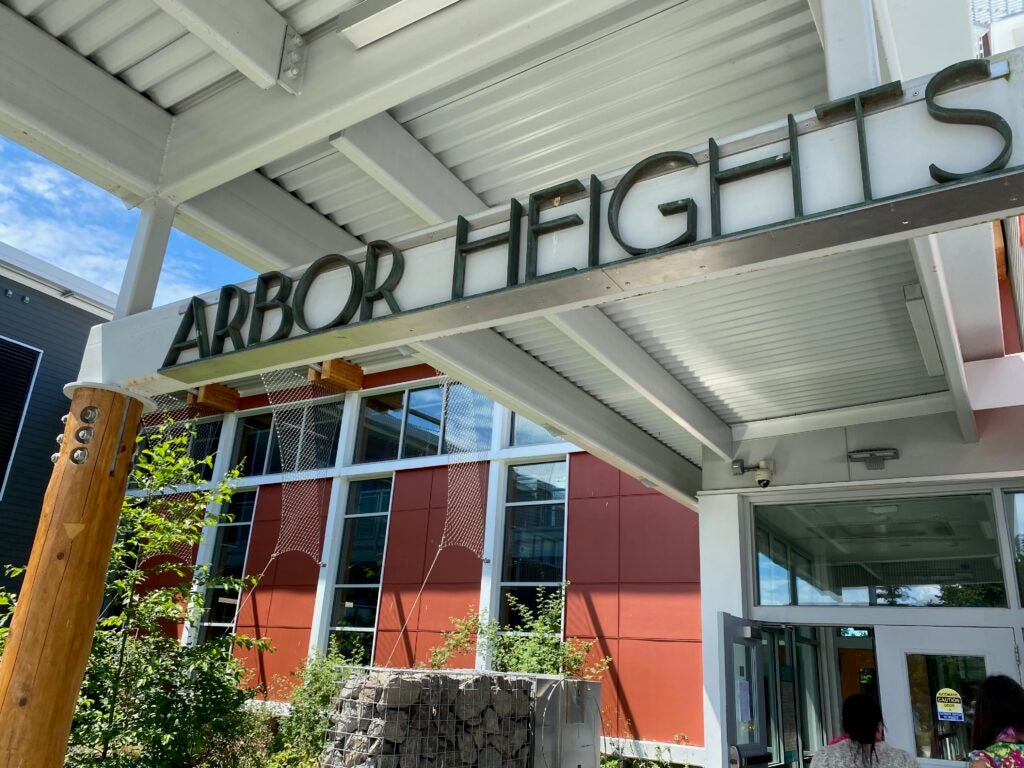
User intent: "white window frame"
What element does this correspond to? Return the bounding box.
[0,335,42,502]
[741,480,1024,628]
[195,486,258,642]
[326,473,394,663]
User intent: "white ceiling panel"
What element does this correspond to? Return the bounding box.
[397,0,827,206]
[601,243,949,424]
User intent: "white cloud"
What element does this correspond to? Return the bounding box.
[0,138,230,306]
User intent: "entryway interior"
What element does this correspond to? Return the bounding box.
[757,625,991,766]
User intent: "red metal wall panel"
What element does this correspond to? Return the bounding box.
[566,452,703,746]
[374,465,486,666]
[234,479,330,697]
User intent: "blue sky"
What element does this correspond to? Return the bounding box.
[0,136,256,307]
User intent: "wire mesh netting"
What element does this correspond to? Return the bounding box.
[322,669,534,768]
[260,368,339,563]
[439,378,489,558]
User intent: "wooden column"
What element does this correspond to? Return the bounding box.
[0,387,143,768]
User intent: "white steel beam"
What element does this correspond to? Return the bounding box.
[412,330,702,506]
[177,174,363,273]
[732,392,955,441]
[819,0,880,98]
[0,4,359,271]
[337,0,462,48]
[329,114,486,224]
[548,307,733,461]
[115,198,177,318]
[0,2,168,199]
[150,0,289,90]
[930,224,1004,361]
[965,354,1024,410]
[911,235,978,442]
[156,0,654,202]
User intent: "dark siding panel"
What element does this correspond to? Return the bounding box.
[0,278,106,590]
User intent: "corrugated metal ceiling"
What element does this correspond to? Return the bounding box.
[601,243,948,424]
[5,0,828,249]
[494,316,705,465]
[495,244,948,466]
[2,0,357,112]
[395,0,827,206]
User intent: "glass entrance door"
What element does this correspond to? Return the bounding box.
[875,626,1020,767]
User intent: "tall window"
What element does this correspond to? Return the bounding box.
[233,401,343,476]
[354,384,492,463]
[197,490,257,642]
[0,336,41,500]
[510,413,559,447]
[499,460,567,625]
[329,478,392,661]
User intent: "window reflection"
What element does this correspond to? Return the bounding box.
[755,494,1006,607]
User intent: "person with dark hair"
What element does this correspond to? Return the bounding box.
[969,674,1024,766]
[810,694,917,767]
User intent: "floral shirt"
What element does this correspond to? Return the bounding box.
[969,741,1024,766]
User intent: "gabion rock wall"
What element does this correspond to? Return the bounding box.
[323,669,534,768]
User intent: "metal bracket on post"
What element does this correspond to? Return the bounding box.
[277,27,307,95]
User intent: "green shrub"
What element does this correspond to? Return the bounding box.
[275,638,363,767]
[427,584,610,679]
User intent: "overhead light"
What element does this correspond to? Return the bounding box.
[336,0,462,48]
[847,448,899,470]
[903,283,944,377]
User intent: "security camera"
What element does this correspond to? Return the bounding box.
[732,458,775,488]
[754,460,774,488]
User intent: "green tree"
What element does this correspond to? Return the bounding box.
[61,419,267,768]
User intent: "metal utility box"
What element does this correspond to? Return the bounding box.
[534,677,602,768]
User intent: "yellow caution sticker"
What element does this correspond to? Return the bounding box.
[936,688,964,722]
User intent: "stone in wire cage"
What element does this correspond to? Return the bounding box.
[440,378,489,558]
[260,368,340,563]
[323,669,534,768]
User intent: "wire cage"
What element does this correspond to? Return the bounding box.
[322,668,535,768]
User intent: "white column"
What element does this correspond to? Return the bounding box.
[183,411,239,644]
[820,0,881,98]
[114,197,177,319]
[310,389,362,653]
[475,402,508,669]
[699,493,747,768]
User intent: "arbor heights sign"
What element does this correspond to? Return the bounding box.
[164,58,1014,369]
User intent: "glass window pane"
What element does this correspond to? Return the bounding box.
[906,654,985,761]
[303,401,342,468]
[203,587,241,625]
[507,462,567,503]
[502,504,565,582]
[355,393,404,463]
[731,641,758,747]
[347,478,393,516]
[499,585,559,628]
[330,587,380,629]
[755,494,1006,607]
[443,384,492,453]
[511,414,558,447]
[328,630,373,664]
[210,525,251,579]
[198,623,232,644]
[1006,492,1024,606]
[402,386,443,458]
[234,413,274,476]
[222,490,257,524]
[190,420,222,481]
[758,529,791,606]
[337,516,388,584]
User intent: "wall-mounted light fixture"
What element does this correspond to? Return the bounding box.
[847,448,899,470]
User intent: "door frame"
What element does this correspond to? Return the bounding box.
[874,624,1022,767]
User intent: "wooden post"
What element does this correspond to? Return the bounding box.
[0,387,143,768]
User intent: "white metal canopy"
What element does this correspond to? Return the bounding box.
[3,0,1022,505]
